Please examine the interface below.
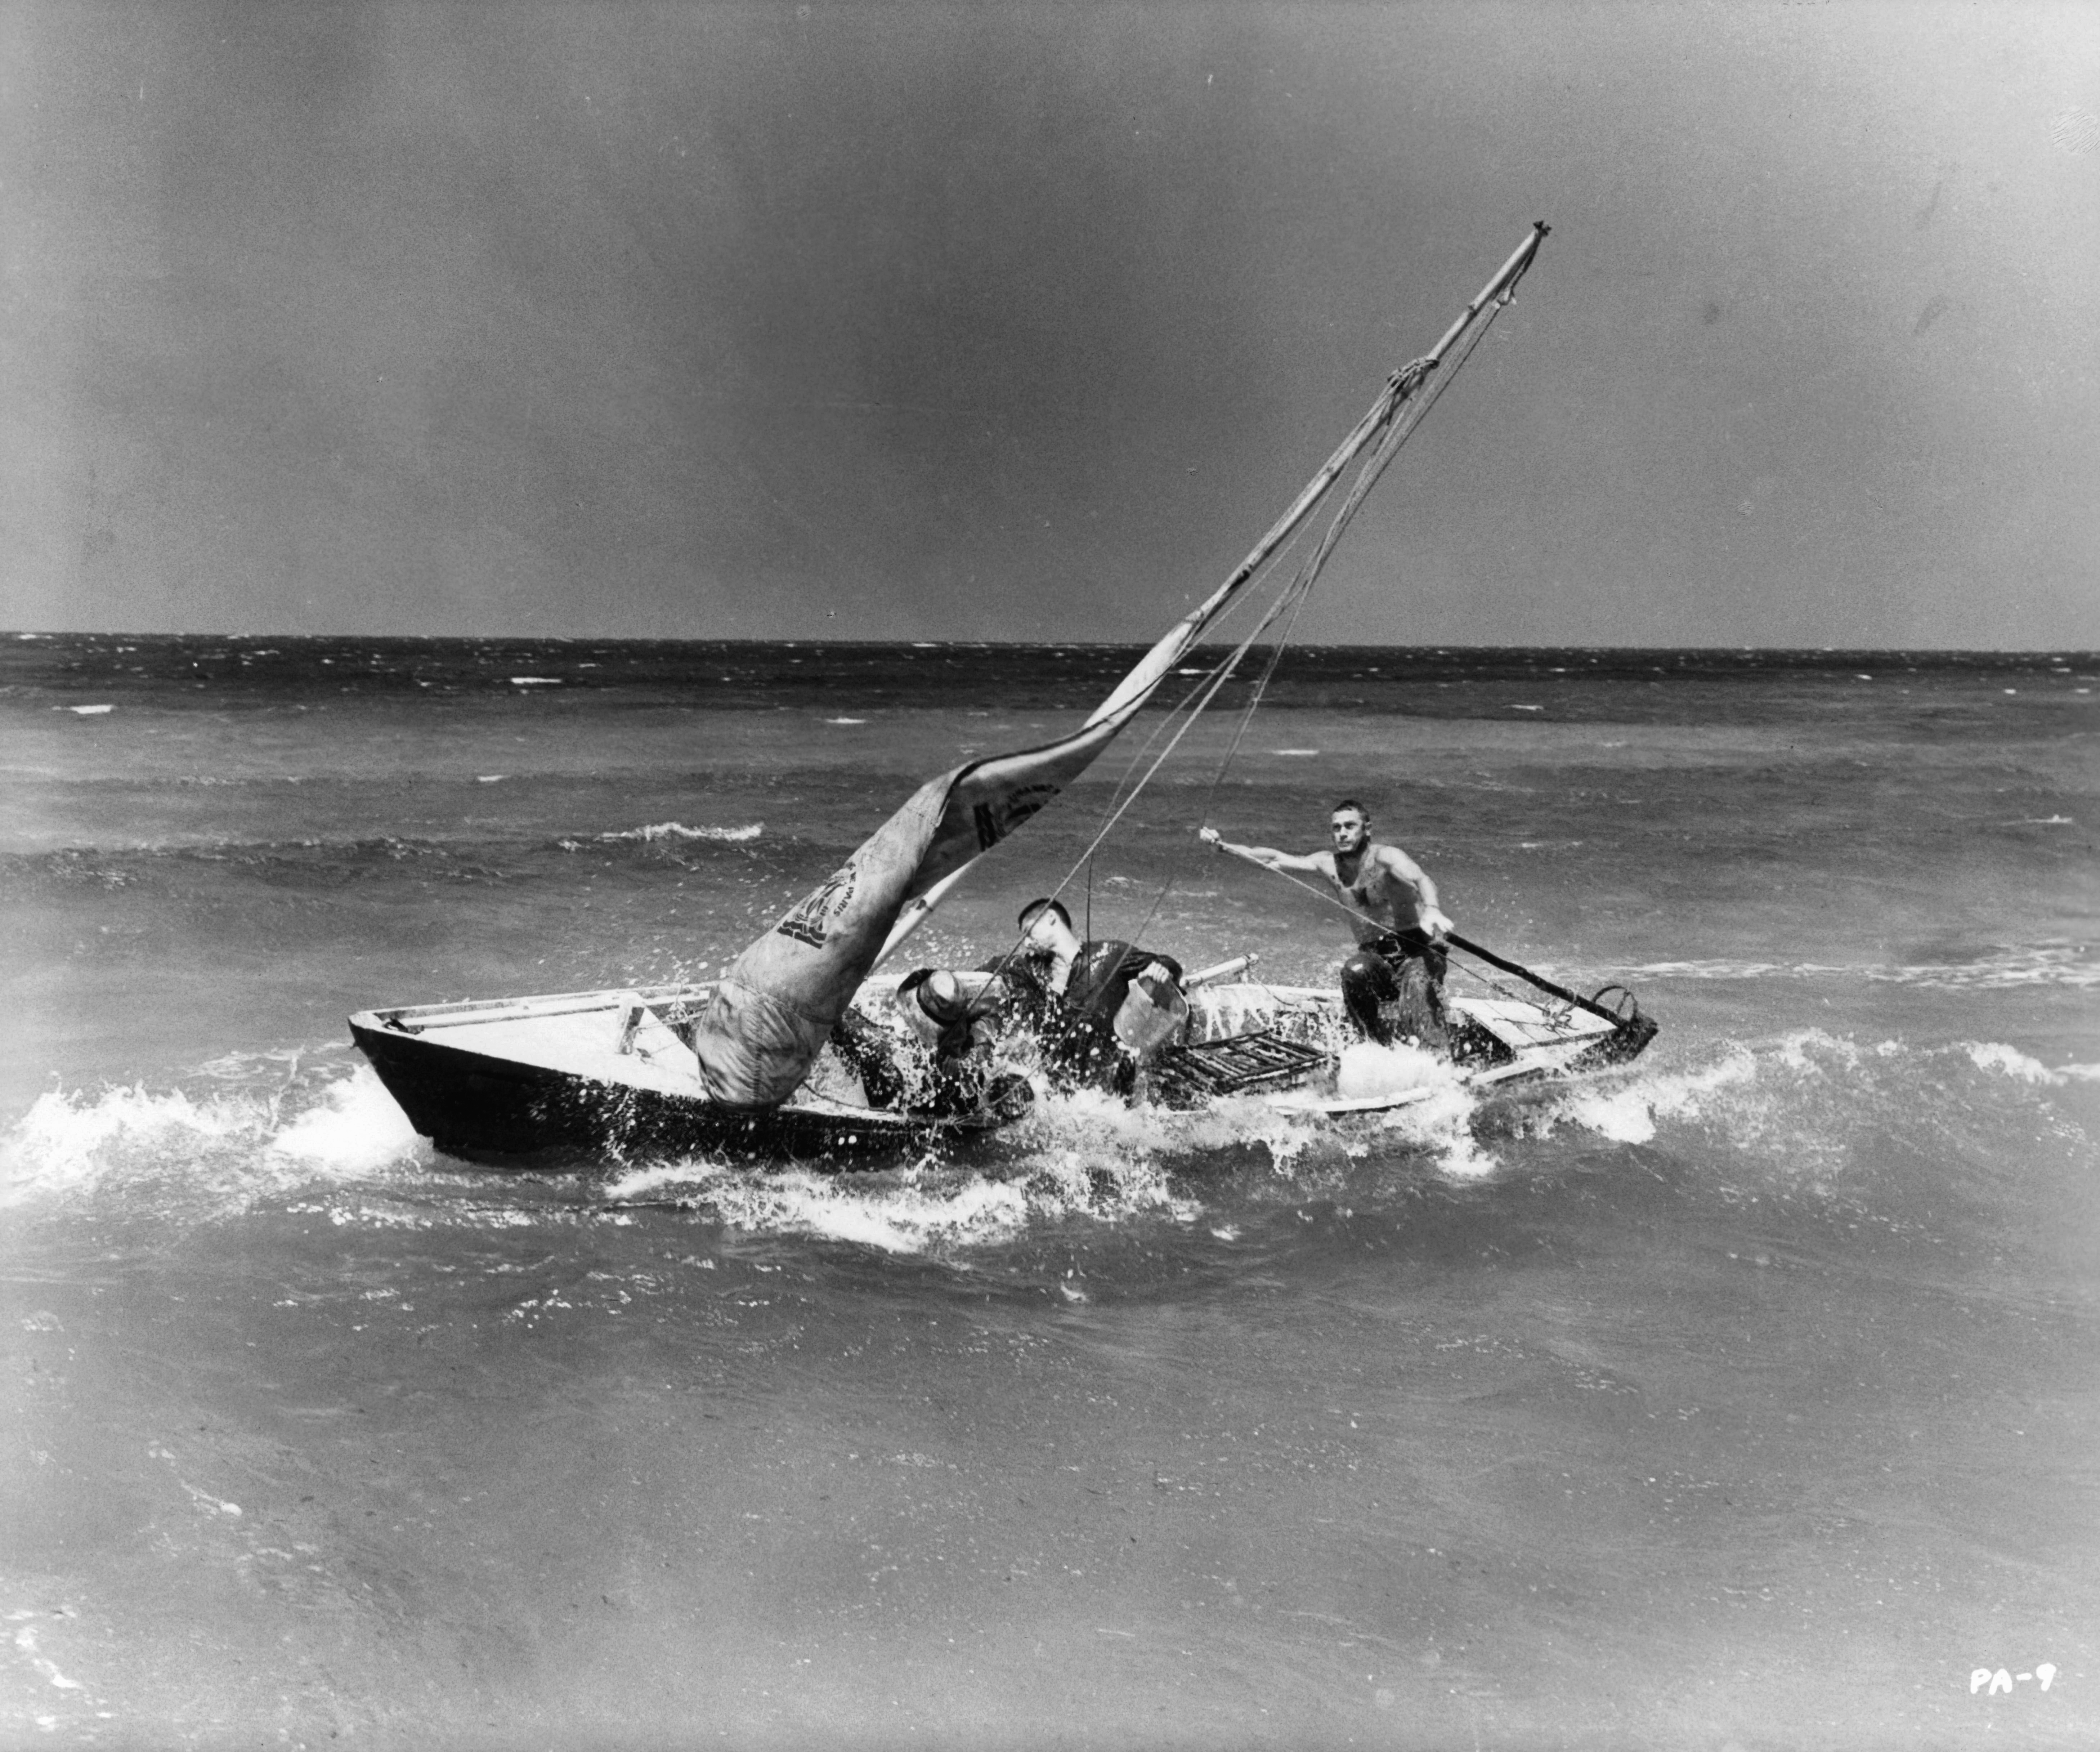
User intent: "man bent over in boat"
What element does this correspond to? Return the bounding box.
[1000,898,1186,1096]
[829,967,1000,1117]
[1201,799,1453,1052]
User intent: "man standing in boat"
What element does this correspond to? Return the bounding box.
[1200,800,1452,1052]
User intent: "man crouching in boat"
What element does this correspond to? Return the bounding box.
[829,901,1190,1109]
[829,967,1009,1117]
[1201,799,1453,1052]
[999,898,1188,1096]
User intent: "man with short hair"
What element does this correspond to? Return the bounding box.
[1201,799,1453,1051]
[1003,897,1185,1093]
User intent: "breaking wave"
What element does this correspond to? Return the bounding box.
[595,1069,1508,1255]
[604,1158,1055,1255]
[0,1062,425,1217]
[1532,1029,2089,1186]
[599,1085,1251,1255]
[587,822,763,844]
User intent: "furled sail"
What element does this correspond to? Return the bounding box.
[692,224,1550,1109]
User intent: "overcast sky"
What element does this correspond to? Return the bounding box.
[4,2,2095,646]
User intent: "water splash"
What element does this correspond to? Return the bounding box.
[0,1065,425,1216]
[1536,1031,2086,1186]
[268,1071,424,1167]
[1381,1084,1502,1179]
[605,1159,1042,1255]
[602,1082,1230,1254]
[1334,1040,1447,1100]
[2,1083,263,1210]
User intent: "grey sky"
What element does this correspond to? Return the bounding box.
[5,2,2095,645]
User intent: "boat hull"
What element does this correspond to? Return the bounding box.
[348,989,1020,1169]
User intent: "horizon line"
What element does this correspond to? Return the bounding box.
[6,630,2096,660]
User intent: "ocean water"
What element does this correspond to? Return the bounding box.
[3,634,2096,1749]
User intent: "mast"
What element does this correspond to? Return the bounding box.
[872,223,1549,966]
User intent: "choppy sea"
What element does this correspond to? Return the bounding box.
[3,634,2096,1749]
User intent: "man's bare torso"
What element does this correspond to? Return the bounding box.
[1322,843,1425,943]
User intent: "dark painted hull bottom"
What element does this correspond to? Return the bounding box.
[349,1023,1017,1171]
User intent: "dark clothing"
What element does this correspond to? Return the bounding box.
[828,1007,911,1110]
[828,976,993,1117]
[1064,940,1184,1022]
[896,967,984,1065]
[997,940,1185,1095]
[1340,929,1449,1052]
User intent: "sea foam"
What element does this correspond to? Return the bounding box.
[269,1071,423,1167]
[0,1067,423,1215]
[592,822,763,844]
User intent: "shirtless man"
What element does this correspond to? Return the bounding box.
[1201,799,1454,1050]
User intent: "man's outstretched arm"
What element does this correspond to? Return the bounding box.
[1198,826,1326,875]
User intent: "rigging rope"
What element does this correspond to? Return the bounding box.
[971,273,1530,1000]
[1110,284,1521,955]
[970,563,1321,1005]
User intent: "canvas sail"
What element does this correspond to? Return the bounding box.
[690,618,1218,1107]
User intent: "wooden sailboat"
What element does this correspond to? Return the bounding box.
[349,223,1653,1165]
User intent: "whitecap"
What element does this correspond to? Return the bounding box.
[1558,1085,1658,1144]
[1,1067,424,1215]
[1619,960,1789,980]
[1,1083,260,1208]
[605,1159,1038,1255]
[1379,1084,1499,1178]
[1965,1042,2071,1085]
[1535,1028,2092,1194]
[594,822,763,844]
[1772,1027,1864,1072]
[601,1080,1300,1252]
[1542,1041,1764,1150]
[509,676,561,686]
